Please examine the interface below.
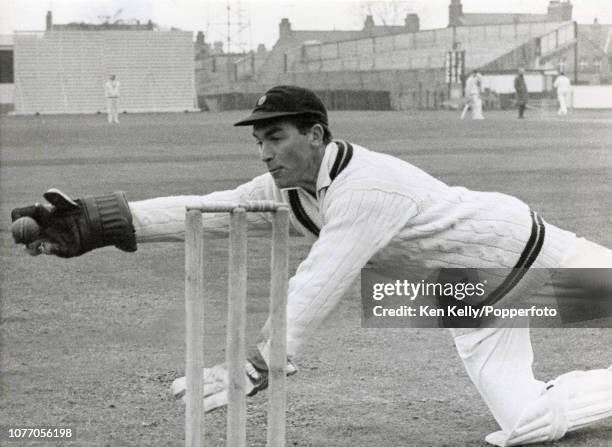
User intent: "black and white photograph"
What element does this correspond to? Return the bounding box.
[1,1,611,445]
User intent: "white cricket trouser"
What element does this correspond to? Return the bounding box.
[107,97,119,123]
[557,92,569,115]
[451,237,612,433]
[471,94,484,120]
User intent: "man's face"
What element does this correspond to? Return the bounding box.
[252,120,316,190]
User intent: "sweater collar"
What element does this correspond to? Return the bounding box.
[316,140,353,197]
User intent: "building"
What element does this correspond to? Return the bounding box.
[448,0,573,26]
[575,20,612,84]
[197,0,611,111]
[446,1,612,84]
[197,14,422,110]
[3,4,610,114]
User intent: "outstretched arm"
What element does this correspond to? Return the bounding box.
[9,173,287,256]
[130,173,284,242]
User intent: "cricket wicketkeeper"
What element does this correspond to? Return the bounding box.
[10,85,612,446]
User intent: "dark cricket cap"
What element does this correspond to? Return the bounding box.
[233,85,328,126]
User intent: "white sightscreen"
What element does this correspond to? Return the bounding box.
[14,30,196,114]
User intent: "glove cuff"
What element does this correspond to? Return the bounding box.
[247,345,298,376]
[80,192,137,252]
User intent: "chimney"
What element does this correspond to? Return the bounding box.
[46,11,53,30]
[213,41,224,54]
[257,43,267,54]
[404,14,420,32]
[196,31,205,44]
[363,15,375,31]
[561,1,573,20]
[547,0,572,21]
[448,0,463,27]
[279,18,292,39]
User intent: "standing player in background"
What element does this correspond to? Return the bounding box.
[514,68,529,119]
[9,86,612,446]
[461,71,484,120]
[553,71,572,116]
[104,74,120,124]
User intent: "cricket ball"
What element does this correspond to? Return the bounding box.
[11,216,41,244]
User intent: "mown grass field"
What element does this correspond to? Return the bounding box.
[1,109,611,446]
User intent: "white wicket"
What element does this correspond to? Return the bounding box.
[184,202,290,447]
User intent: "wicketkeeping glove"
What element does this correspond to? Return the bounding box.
[10,188,136,257]
[171,358,298,413]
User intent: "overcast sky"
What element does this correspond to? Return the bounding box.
[1,0,610,52]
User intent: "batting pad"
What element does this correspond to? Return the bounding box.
[486,367,612,446]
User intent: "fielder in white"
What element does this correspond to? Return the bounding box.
[10,86,612,446]
[554,72,572,116]
[461,71,484,120]
[104,74,120,124]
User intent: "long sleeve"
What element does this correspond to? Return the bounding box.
[129,173,284,242]
[256,185,418,361]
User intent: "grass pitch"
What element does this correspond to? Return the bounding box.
[1,109,611,446]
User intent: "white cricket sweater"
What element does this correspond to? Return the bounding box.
[130,142,576,360]
[105,80,120,98]
[465,75,481,96]
[554,75,571,94]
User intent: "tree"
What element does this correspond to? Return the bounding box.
[357,0,417,28]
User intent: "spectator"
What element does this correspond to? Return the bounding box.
[513,68,528,119]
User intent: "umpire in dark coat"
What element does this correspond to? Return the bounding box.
[514,68,529,119]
